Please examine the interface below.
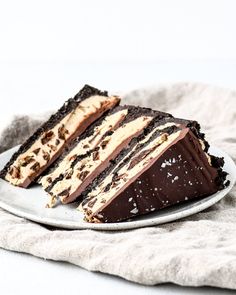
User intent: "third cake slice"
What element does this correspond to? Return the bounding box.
[0,85,119,187]
[80,117,228,223]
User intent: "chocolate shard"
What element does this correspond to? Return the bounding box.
[58,124,69,141]
[0,85,120,188]
[57,186,71,197]
[20,155,35,167]
[30,162,40,172]
[92,150,100,161]
[32,148,41,155]
[78,170,90,181]
[100,140,110,149]
[41,131,55,145]
[8,166,21,179]
[46,176,52,184]
[42,151,50,162]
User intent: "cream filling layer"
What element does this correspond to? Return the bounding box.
[40,108,128,189]
[82,130,183,218]
[5,95,118,186]
[49,116,153,201]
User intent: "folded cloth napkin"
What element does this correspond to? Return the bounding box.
[0,82,235,289]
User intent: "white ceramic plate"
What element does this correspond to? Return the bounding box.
[0,145,235,230]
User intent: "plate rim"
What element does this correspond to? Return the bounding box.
[0,145,235,231]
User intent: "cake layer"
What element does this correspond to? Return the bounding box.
[0,85,120,187]
[43,107,169,207]
[80,123,227,223]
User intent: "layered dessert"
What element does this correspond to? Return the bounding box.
[0,85,120,187]
[40,106,171,207]
[79,117,228,223]
[0,84,229,224]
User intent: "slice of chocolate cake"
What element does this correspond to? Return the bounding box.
[80,117,228,223]
[0,85,120,188]
[41,106,172,207]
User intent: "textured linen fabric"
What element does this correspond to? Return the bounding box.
[0,82,235,289]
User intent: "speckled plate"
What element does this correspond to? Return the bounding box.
[0,145,235,230]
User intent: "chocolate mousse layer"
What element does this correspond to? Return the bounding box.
[0,85,120,187]
[43,106,170,207]
[80,121,228,223]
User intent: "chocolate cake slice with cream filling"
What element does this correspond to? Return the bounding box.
[0,85,120,187]
[79,117,228,223]
[41,106,171,207]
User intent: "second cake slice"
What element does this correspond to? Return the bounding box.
[41,106,171,206]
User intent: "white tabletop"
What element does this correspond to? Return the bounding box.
[0,248,233,295]
[0,61,235,294]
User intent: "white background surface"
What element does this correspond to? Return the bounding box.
[0,0,236,294]
[1,0,236,62]
[0,248,234,295]
[1,61,236,120]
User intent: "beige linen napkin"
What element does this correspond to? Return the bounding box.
[0,82,235,289]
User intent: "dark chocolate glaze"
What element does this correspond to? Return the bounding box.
[92,129,227,223]
[0,85,110,180]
